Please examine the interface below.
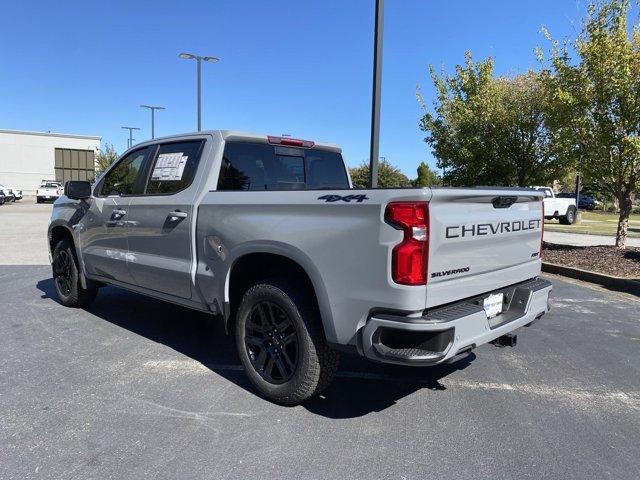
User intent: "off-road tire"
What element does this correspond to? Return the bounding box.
[559,206,576,225]
[51,238,98,307]
[235,279,340,405]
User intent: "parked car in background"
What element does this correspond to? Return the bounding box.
[36,181,62,203]
[0,184,16,202]
[2,185,23,201]
[532,186,577,224]
[0,190,5,205]
[0,182,23,201]
[556,192,596,211]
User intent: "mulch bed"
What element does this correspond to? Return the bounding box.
[542,242,640,279]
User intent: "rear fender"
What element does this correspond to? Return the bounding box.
[222,241,337,343]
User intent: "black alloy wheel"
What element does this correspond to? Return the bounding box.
[244,301,299,384]
[53,249,73,296]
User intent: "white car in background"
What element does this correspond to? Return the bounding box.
[36,181,62,203]
[12,187,22,201]
[0,183,19,202]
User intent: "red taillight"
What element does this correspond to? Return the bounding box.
[267,136,315,148]
[385,202,429,285]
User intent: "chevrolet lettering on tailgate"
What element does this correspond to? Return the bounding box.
[445,219,542,239]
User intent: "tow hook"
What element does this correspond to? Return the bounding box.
[491,333,517,347]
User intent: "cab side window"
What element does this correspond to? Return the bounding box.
[144,141,204,195]
[100,148,149,196]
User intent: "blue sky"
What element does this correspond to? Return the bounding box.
[0,0,596,177]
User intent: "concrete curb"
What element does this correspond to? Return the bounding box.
[542,262,640,296]
[544,226,640,239]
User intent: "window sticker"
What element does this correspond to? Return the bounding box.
[151,152,188,181]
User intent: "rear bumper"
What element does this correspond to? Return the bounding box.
[360,277,552,366]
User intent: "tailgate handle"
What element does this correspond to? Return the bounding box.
[492,196,517,208]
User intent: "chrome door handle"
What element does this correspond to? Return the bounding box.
[168,211,188,219]
[112,209,127,218]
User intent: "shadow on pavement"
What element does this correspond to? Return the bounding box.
[37,277,473,418]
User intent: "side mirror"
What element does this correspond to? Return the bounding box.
[65,180,92,200]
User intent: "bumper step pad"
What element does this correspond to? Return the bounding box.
[378,346,446,362]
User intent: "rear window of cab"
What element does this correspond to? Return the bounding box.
[217,141,349,191]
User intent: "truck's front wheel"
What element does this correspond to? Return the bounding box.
[51,239,98,307]
[235,280,339,405]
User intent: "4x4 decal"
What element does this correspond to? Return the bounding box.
[318,194,369,203]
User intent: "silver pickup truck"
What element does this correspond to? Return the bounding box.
[48,131,552,404]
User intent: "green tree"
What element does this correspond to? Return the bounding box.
[419,54,565,187]
[349,159,412,188]
[413,161,442,187]
[95,143,119,175]
[543,0,640,248]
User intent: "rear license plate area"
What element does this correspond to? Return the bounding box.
[483,293,504,319]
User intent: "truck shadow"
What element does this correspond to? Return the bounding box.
[37,278,474,419]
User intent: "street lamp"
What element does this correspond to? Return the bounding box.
[369,0,384,188]
[179,52,219,131]
[121,126,140,149]
[140,104,165,139]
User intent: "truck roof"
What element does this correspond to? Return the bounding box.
[132,130,342,153]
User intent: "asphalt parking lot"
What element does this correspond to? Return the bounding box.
[0,199,52,265]
[1,201,639,479]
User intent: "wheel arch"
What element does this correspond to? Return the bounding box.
[224,245,336,343]
[48,222,90,289]
[48,223,74,253]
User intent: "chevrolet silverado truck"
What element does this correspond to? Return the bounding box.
[48,131,552,404]
[532,186,577,225]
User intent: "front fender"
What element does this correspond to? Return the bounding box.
[48,198,91,287]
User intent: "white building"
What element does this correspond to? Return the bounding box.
[0,129,101,194]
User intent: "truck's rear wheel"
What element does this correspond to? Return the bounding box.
[559,206,576,225]
[235,280,340,405]
[52,238,98,307]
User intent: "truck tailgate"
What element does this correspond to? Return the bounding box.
[426,188,543,308]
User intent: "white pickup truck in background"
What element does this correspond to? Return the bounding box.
[533,186,577,225]
[36,181,62,203]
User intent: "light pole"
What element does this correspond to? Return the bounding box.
[140,104,165,139]
[369,0,384,188]
[121,126,140,149]
[179,52,219,131]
